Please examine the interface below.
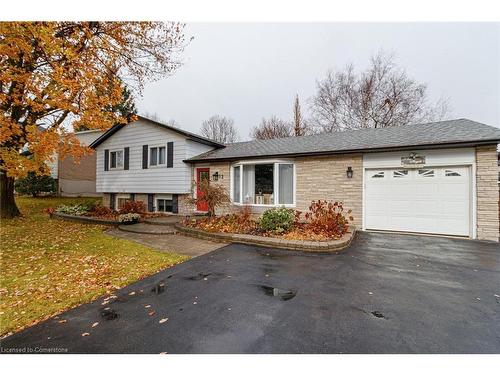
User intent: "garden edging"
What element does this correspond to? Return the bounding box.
[50,212,120,226]
[174,223,356,252]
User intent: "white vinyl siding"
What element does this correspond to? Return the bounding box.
[96,120,215,194]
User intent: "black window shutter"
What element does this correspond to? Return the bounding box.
[172,194,178,214]
[147,194,154,212]
[124,147,129,170]
[110,193,116,210]
[142,145,148,169]
[167,142,174,168]
[104,150,109,171]
[130,193,135,201]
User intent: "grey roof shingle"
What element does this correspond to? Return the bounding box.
[186,119,500,162]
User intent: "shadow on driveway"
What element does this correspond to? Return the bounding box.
[1,232,499,353]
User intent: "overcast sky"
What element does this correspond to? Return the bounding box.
[137,22,500,139]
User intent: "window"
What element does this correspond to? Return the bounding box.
[232,162,294,206]
[117,197,130,209]
[232,166,240,203]
[418,169,434,177]
[393,170,408,178]
[110,150,124,169]
[371,171,385,178]
[157,198,173,212]
[445,170,461,177]
[150,146,166,166]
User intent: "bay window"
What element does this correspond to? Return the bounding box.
[231,161,294,206]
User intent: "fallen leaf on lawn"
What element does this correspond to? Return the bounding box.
[145,305,151,308]
[148,311,156,316]
[129,291,136,296]
[91,322,99,328]
[82,332,90,336]
[159,318,168,324]
[58,319,67,324]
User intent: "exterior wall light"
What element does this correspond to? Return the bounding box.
[212,171,223,181]
[346,166,353,179]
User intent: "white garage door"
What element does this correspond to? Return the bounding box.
[364,166,471,236]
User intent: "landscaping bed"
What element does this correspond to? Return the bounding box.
[180,201,356,251]
[49,200,164,225]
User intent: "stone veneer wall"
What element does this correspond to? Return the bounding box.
[476,145,499,241]
[295,154,363,227]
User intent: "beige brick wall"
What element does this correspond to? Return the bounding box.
[102,193,111,208]
[295,154,363,227]
[476,145,499,241]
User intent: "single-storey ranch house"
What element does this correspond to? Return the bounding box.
[90,116,500,242]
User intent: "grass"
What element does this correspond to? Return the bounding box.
[0,196,189,336]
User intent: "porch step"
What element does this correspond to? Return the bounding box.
[118,223,177,235]
[143,216,182,226]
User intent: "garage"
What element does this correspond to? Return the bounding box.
[364,166,471,236]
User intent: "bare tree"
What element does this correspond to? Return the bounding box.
[251,116,292,140]
[310,51,451,132]
[292,94,312,136]
[200,115,239,144]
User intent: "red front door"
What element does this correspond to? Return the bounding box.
[196,168,210,212]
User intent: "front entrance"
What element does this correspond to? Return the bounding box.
[196,168,210,212]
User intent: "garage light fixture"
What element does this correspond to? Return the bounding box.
[346,166,353,179]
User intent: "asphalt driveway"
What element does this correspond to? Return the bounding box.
[1,232,499,354]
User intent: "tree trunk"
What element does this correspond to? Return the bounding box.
[1,171,21,218]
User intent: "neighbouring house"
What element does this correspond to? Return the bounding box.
[92,117,500,242]
[52,129,104,197]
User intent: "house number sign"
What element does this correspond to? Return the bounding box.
[401,152,426,168]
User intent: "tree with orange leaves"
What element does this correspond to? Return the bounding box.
[0,22,187,217]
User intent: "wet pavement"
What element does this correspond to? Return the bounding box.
[1,232,499,353]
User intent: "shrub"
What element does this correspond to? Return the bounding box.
[56,204,91,216]
[304,200,353,238]
[15,172,56,197]
[118,213,141,224]
[88,205,116,218]
[118,200,146,214]
[184,205,256,234]
[259,206,295,233]
[188,179,230,217]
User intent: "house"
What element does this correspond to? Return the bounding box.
[57,129,104,197]
[91,117,500,242]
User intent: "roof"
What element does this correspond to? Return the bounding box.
[186,118,500,162]
[89,115,225,149]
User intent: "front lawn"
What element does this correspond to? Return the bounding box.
[0,197,188,336]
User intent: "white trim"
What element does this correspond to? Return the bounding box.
[109,148,124,170]
[362,163,475,239]
[155,194,173,213]
[115,193,131,209]
[148,144,167,168]
[229,159,296,208]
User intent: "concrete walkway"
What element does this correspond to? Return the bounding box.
[106,228,224,257]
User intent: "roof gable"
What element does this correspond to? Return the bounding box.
[90,115,225,149]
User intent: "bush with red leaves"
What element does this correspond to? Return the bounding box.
[304,200,353,238]
[118,200,146,214]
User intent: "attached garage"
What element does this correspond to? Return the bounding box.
[364,166,471,236]
[363,148,475,238]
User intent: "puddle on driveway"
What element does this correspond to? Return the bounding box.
[151,281,166,294]
[101,308,119,321]
[258,285,297,301]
